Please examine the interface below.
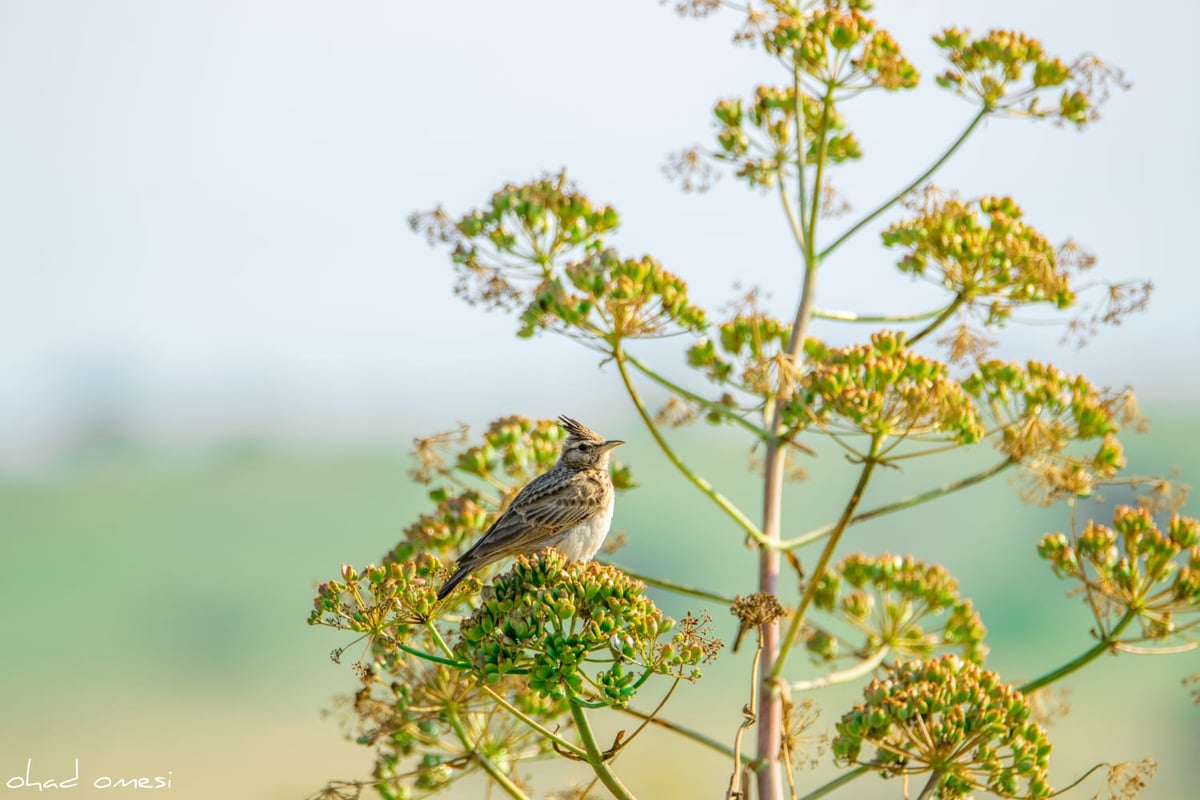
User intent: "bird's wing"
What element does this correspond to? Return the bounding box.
[457,470,605,565]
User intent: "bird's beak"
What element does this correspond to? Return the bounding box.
[599,439,625,454]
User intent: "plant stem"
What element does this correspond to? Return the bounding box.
[791,646,889,692]
[603,563,736,605]
[613,347,769,546]
[1019,609,1138,693]
[906,294,965,346]
[813,306,947,323]
[727,633,763,800]
[397,640,469,669]
[424,621,586,757]
[618,706,751,764]
[772,438,881,680]
[794,765,869,800]
[752,71,826,800]
[916,770,945,800]
[445,707,532,800]
[568,696,638,800]
[780,458,1014,550]
[819,108,988,263]
[622,350,770,440]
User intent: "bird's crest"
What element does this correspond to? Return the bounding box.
[558,415,605,443]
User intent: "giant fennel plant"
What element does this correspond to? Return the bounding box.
[310,3,1195,799]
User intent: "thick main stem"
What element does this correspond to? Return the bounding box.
[756,75,828,800]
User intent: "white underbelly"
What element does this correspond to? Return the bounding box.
[548,493,615,562]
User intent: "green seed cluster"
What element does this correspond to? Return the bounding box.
[309,555,443,642]
[522,247,708,340]
[834,655,1052,799]
[412,172,707,343]
[761,4,919,92]
[963,360,1130,503]
[812,553,988,663]
[792,330,984,443]
[934,28,1120,126]
[883,196,1069,326]
[713,86,862,188]
[454,552,715,706]
[1038,505,1200,639]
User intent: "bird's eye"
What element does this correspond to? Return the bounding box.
[577,442,593,450]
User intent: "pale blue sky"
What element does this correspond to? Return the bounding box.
[2,1,1197,464]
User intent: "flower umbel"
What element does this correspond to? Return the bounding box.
[811,553,988,664]
[833,655,1053,799]
[1038,505,1200,645]
[455,552,720,706]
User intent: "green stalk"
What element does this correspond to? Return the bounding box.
[772,437,881,680]
[621,350,770,440]
[791,646,889,692]
[812,306,948,323]
[618,706,752,764]
[906,294,966,347]
[1019,609,1138,693]
[794,765,869,800]
[445,707,532,800]
[424,621,585,757]
[397,640,470,669]
[613,347,769,546]
[819,108,988,262]
[781,458,1014,550]
[603,563,737,606]
[569,696,639,800]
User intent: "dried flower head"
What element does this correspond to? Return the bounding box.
[834,655,1053,799]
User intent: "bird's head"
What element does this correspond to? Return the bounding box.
[557,416,624,469]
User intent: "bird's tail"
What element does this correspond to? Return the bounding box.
[435,562,473,601]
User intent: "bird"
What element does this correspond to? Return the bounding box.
[436,416,624,600]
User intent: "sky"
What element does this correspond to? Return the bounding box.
[2,0,1198,466]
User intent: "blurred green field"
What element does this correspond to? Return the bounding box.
[1,414,1197,799]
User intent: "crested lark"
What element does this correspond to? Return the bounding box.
[436,416,623,600]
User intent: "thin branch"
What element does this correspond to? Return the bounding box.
[445,707,532,800]
[772,437,881,679]
[621,350,770,440]
[1018,609,1137,693]
[602,562,737,606]
[794,765,870,800]
[791,646,889,692]
[812,306,948,323]
[727,632,764,800]
[916,769,946,800]
[619,705,752,764]
[613,346,770,547]
[568,693,639,800]
[780,179,808,255]
[819,108,989,262]
[781,458,1015,550]
[906,294,966,347]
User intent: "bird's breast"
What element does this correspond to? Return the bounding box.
[549,489,615,562]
